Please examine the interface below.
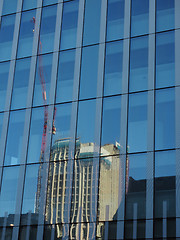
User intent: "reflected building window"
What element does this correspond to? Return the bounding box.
[0,61,10,112]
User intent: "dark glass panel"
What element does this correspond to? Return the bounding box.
[33,53,53,107]
[75,99,99,158]
[126,153,147,220]
[155,88,175,150]
[21,163,46,225]
[79,45,99,100]
[0,61,10,111]
[2,0,18,15]
[56,49,75,103]
[11,58,31,110]
[156,0,175,32]
[4,110,26,166]
[70,158,99,223]
[124,220,146,239]
[51,104,73,161]
[0,166,20,226]
[101,96,121,156]
[128,92,147,153]
[104,41,123,96]
[106,0,125,41]
[129,36,148,92]
[17,10,36,58]
[98,156,122,221]
[154,218,176,239]
[44,224,69,240]
[69,223,96,240]
[23,0,37,10]
[60,0,79,50]
[83,0,102,45]
[19,225,38,240]
[155,150,176,218]
[131,0,149,36]
[156,31,175,88]
[38,5,57,54]
[0,14,16,61]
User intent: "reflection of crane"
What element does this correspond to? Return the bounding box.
[32,17,56,156]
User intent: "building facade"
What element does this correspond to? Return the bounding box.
[0,0,180,239]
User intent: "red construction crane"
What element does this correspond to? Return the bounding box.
[32,17,56,156]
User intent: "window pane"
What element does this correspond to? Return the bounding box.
[156,0,175,32]
[129,36,148,92]
[98,155,122,221]
[128,92,147,153]
[23,0,37,10]
[131,0,149,36]
[17,10,36,58]
[0,113,3,141]
[156,31,175,88]
[155,88,175,150]
[38,5,57,54]
[21,163,46,225]
[83,0,102,45]
[0,61,10,111]
[51,104,73,161]
[101,96,121,156]
[2,0,18,15]
[106,0,125,41]
[11,58,31,110]
[70,159,99,223]
[126,153,147,220]
[19,226,38,240]
[43,0,58,6]
[4,110,26,166]
[104,41,123,96]
[33,53,53,107]
[76,99,98,158]
[56,50,76,103]
[125,220,146,239]
[27,107,51,163]
[79,45,99,99]
[0,166,20,227]
[60,0,79,50]
[0,15,16,61]
[155,150,176,218]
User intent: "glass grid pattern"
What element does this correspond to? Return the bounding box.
[0,0,180,239]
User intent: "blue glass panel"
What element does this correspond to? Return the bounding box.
[0,166,20,227]
[17,10,36,58]
[23,0,37,10]
[0,113,3,141]
[79,45,99,99]
[156,0,175,32]
[155,88,175,150]
[38,5,57,54]
[11,58,31,110]
[128,92,147,153]
[83,0,102,45]
[51,104,73,161]
[106,0,125,41]
[21,163,45,225]
[4,110,26,166]
[131,0,149,36]
[126,153,147,220]
[27,107,48,163]
[2,0,18,15]
[129,36,148,92]
[0,15,16,61]
[101,96,121,156]
[155,150,176,218]
[33,53,53,107]
[0,61,10,112]
[156,31,175,88]
[76,99,97,158]
[60,0,79,50]
[104,41,123,96]
[43,0,58,6]
[56,50,75,103]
